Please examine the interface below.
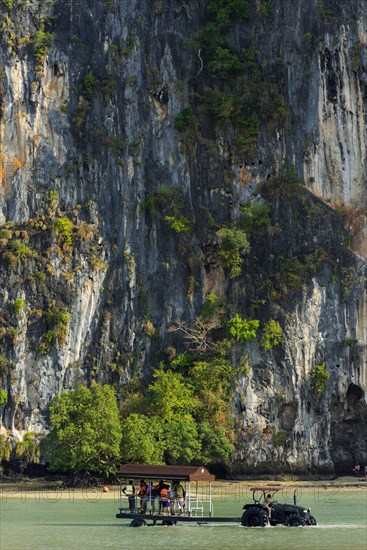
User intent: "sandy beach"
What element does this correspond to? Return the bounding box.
[1,476,366,500]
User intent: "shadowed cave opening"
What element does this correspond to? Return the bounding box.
[330,383,367,474]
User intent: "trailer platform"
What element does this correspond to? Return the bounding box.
[116,511,242,527]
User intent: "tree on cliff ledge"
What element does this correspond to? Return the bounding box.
[42,384,122,476]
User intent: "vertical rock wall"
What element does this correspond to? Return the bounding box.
[0,0,366,474]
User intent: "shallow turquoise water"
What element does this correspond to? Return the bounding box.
[0,486,366,550]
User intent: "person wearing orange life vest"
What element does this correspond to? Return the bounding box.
[138,479,148,513]
[159,483,171,516]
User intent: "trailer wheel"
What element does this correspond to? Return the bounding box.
[241,508,269,527]
[162,520,176,526]
[130,518,147,527]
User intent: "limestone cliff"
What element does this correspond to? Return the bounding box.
[0,0,366,475]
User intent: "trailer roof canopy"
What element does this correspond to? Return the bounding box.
[250,487,283,492]
[117,464,215,482]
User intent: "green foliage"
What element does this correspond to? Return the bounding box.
[259,1,272,18]
[105,0,115,11]
[44,305,70,348]
[227,313,259,342]
[0,434,11,461]
[273,431,287,446]
[241,202,271,233]
[149,367,195,420]
[14,298,26,316]
[31,27,53,65]
[141,194,158,216]
[15,432,40,463]
[310,362,330,397]
[4,239,35,267]
[206,0,250,27]
[120,354,235,465]
[175,107,194,131]
[101,135,126,157]
[199,293,223,322]
[72,98,90,127]
[8,240,33,258]
[0,389,8,406]
[83,72,96,98]
[43,385,122,475]
[48,189,59,210]
[305,247,328,273]
[198,422,234,462]
[275,391,285,407]
[343,338,358,348]
[53,217,74,247]
[0,355,10,373]
[170,353,197,374]
[216,226,249,278]
[164,215,190,233]
[265,168,303,199]
[190,357,233,430]
[280,257,307,289]
[163,419,201,464]
[156,185,184,210]
[120,414,163,464]
[90,256,108,272]
[0,228,12,242]
[1,0,13,9]
[208,47,244,78]
[303,32,313,44]
[121,35,136,57]
[190,4,289,154]
[261,320,282,349]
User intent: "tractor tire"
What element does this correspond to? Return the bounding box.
[285,515,306,527]
[130,518,147,527]
[308,515,317,526]
[241,508,269,527]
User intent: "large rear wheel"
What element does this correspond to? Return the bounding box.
[241,508,269,527]
[285,515,306,527]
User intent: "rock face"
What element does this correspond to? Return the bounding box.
[0,0,366,474]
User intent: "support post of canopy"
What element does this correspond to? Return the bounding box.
[209,481,212,517]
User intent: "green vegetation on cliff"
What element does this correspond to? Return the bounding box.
[42,385,122,476]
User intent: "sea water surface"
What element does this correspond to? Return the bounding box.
[0,483,366,550]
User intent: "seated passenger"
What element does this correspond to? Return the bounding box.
[263,493,273,518]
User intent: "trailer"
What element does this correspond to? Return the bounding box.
[116,464,223,526]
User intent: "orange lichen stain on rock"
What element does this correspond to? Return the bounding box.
[0,152,25,194]
[339,205,367,258]
[238,165,252,186]
[12,156,22,172]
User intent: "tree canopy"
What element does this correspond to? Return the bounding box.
[42,384,122,475]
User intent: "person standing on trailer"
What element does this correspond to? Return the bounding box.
[160,484,171,516]
[174,480,186,515]
[138,479,148,513]
[122,480,136,512]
